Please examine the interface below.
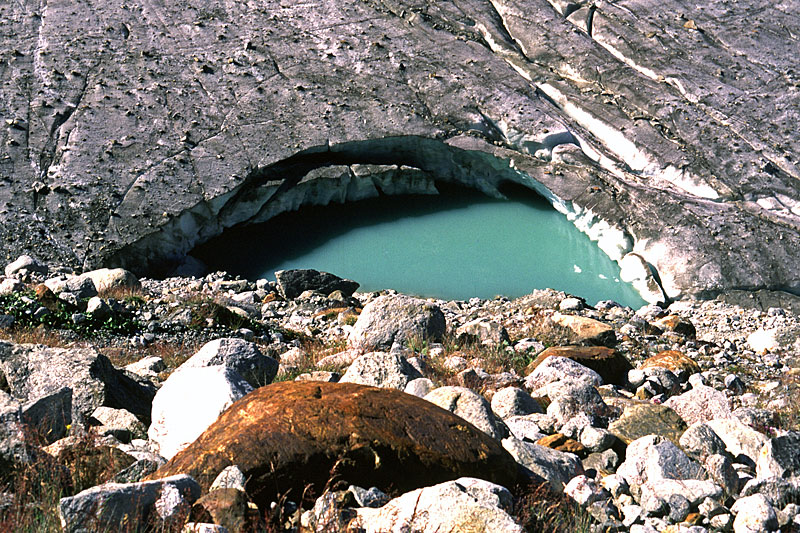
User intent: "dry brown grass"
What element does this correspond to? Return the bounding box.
[511,481,594,533]
[103,339,202,372]
[96,284,148,303]
[0,326,75,347]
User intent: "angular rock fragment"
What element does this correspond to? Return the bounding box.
[0,342,154,426]
[756,432,800,480]
[501,437,584,493]
[150,382,519,506]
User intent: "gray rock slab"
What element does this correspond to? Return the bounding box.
[0,341,155,426]
[59,474,201,533]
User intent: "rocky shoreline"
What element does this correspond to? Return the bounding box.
[1,255,800,532]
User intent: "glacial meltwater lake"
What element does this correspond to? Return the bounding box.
[193,186,647,308]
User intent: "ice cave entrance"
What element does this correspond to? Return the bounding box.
[193,184,647,308]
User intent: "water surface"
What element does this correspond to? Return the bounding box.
[193,187,646,308]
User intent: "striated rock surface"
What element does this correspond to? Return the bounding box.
[150,382,520,506]
[1,0,798,303]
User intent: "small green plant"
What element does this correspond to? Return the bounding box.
[0,290,140,337]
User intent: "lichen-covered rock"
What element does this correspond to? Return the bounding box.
[149,382,519,507]
[608,402,686,445]
[528,346,632,386]
[348,295,445,351]
[424,386,509,440]
[340,351,422,390]
[351,478,522,533]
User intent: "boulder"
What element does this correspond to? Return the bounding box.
[0,342,155,426]
[527,346,632,386]
[339,351,422,390]
[616,435,705,488]
[79,268,140,294]
[756,432,800,480]
[90,406,148,442]
[455,319,510,346]
[547,313,616,347]
[640,350,701,379]
[179,338,278,388]
[148,367,253,460]
[490,387,543,419]
[149,382,520,507]
[501,437,584,493]
[351,477,522,533]
[4,255,47,278]
[423,386,509,440]
[59,474,201,533]
[524,355,603,394]
[275,269,359,299]
[21,386,72,444]
[348,295,445,351]
[664,384,732,426]
[730,494,779,533]
[679,422,731,462]
[706,418,770,466]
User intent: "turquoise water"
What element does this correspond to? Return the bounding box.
[193,186,646,308]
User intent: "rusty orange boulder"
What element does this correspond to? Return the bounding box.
[149,382,520,507]
[640,350,701,378]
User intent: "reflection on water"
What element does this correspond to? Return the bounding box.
[192,185,646,308]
